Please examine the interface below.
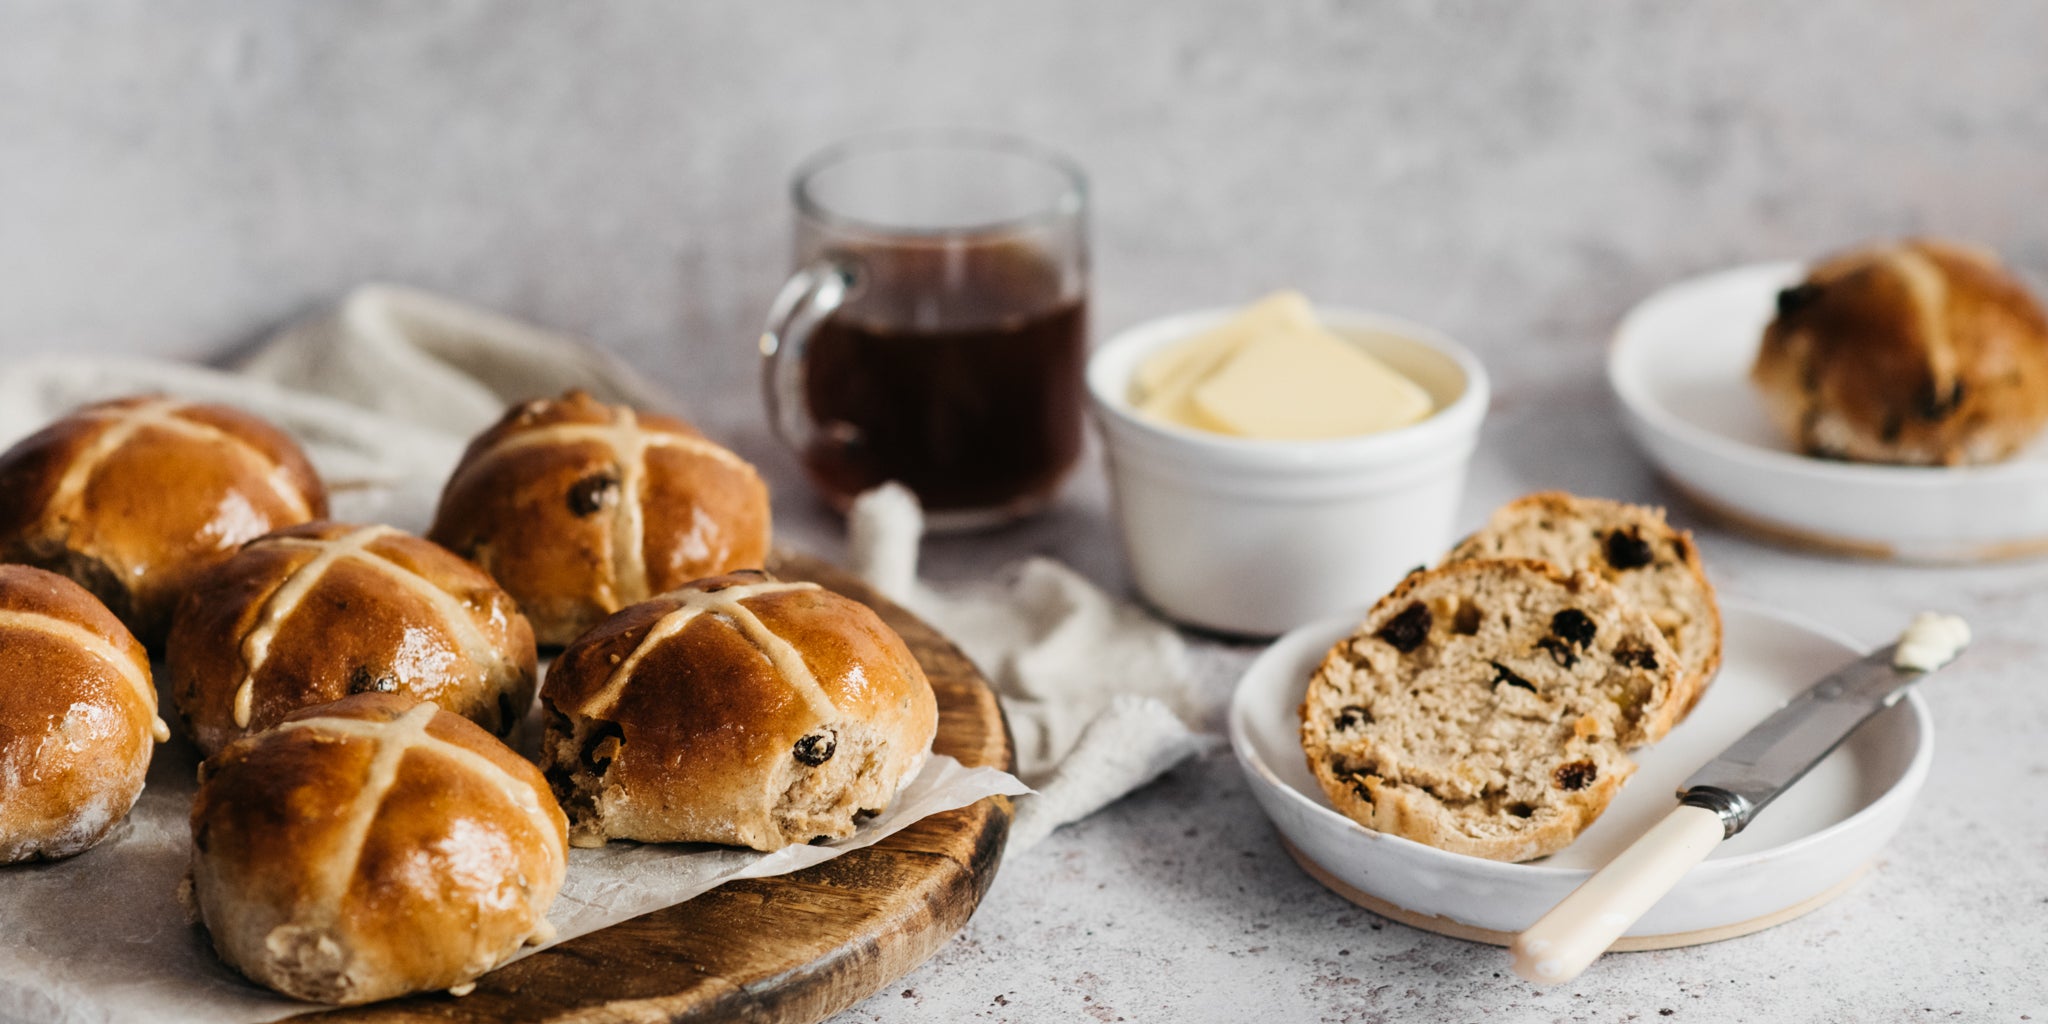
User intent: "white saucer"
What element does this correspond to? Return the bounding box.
[1228,601,1932,946]
[1607,261,2048,561]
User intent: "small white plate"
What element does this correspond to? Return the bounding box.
[1229,601,1932,946]
[1608,262,2048,561]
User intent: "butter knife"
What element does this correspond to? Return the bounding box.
[1510,615,1967,984]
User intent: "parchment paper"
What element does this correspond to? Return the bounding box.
[0,716,1027,1024]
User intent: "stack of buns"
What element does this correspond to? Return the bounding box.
[1300,492,1720,862]
[0,387,939,1006]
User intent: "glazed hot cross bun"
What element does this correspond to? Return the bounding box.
[1752,238,2048,466]
[429,390,771,646]
[0,565,167,863]
[167,522,538,759]
[539,570,937,851]
[188,693,566,1005]
[0,396,326,646]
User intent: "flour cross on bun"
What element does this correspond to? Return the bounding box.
[448,409,754,605]
[225,525,524,729]
[571,576,838,722]
[430,391,772,646]
[267,703,564,884]
[56,397,318,520]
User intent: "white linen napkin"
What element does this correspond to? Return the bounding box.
[846,484,1211,851]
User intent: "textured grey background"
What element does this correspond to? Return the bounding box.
[5,2,2048,1021]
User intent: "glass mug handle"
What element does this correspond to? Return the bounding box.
[759,253,860,455]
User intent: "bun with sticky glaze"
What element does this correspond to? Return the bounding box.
[428,390,771,646]
[0,396,327,647]
[187,693,566,1004]
[166,521,537,759]
[538,570,937,851]
[0,564,167,863]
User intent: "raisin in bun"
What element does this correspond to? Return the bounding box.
[188,693,566,1004]
[0,396,327,646]
[1300,560,1679,862]
[540,570,938,851]
[428,390,771,646]
[1752,239,2048,466]
[166,522,538,759]
[0,565,167,863]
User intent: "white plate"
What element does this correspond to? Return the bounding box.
[1608,261,2048,561]
[1228,600,1932,944]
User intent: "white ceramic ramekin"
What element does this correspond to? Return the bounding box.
[1086,307,1490,637]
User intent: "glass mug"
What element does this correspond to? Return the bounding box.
[761,130,1089,530]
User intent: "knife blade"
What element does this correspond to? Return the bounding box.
[1510,615,1966,985]
[1677,642,1927,839]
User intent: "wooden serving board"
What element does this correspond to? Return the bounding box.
[309,551,1016,1024]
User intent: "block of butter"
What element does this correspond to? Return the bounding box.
[1132,291,1435,440]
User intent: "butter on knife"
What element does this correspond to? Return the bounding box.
[1131,291,1434,440]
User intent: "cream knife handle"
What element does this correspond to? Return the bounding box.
[1510,803,1726,984]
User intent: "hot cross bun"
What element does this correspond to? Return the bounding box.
[1752,238,2048,466]
[1445,491,1720,720]
[0,565,166,863]
[0,396,327,646]
[187,693,566,1004]
[539,570,937,851]
[428,390,771,646]
[166,522,538,758]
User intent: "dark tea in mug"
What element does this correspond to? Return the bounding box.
[801,240,1086,515]
[763,131,1089,529]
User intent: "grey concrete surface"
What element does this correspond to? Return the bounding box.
[3,2,2047,1021]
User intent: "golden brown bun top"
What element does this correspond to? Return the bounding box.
[190,692,566,1003]
[0,396,329,642]
[0,565,161,741]
[428,390,772,646]
[543,569,931,729]
[196,692,564,871]
[1753,239,2048,465]
[0,562,150,654]
[0,563,160,733]
[0,564,163,861]
[211,691,566,881]
[452,388,706,463]
[166,521,538,758]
